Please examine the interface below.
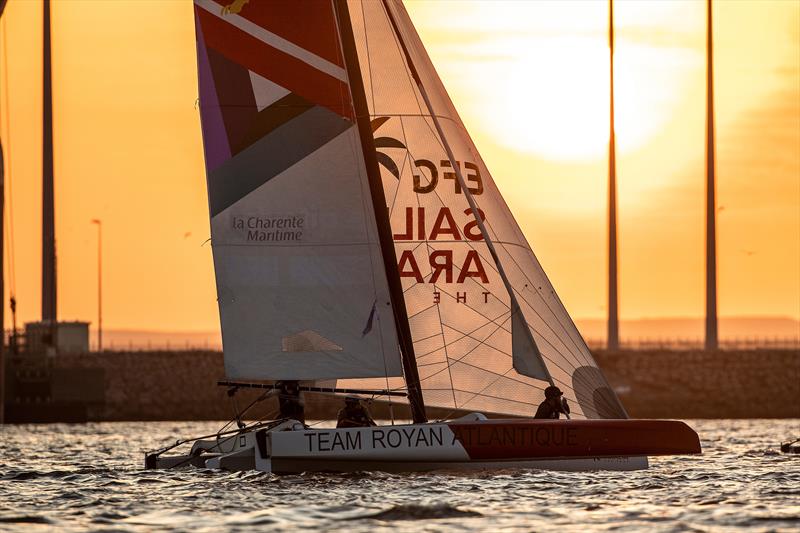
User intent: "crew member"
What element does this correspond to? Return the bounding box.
[276,380,305,423]
[336,396,377,428]
[534,385,570,419]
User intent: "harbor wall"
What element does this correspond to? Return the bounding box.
[44,349,800,421]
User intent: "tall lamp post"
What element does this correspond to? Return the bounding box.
[705,0,718,350]
[607,0,619,351]
[91,219,102,351]
[0,0,9,425]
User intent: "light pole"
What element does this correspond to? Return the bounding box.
[607,0,619,351]
[91,219,102,351]
[704,0,718,350]
[1,0,9,425]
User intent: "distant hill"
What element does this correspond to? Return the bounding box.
[89,316,799,351]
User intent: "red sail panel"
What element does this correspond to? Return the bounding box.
[195,2,352,119]
[234,0,346,67]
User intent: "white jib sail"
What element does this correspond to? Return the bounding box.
[345,0,626,419]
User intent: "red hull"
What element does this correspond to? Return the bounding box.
[447,419,701,460]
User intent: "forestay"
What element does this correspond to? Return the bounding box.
[344,0,626,419]
[192,0,403,380]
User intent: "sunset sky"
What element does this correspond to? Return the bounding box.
[1,0,798,339]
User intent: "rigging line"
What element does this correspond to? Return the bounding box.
[428,234,597,373]
[457,356,581,417]
[432,283,512,332]
[414,310,512,360]
[409,330,446,345]
[438,320,517,360]
[416,314,512,386]
[331,1,351,130]
[386,143,412,217]
[358,0,377,113]
[404,301,438,322]
[457,387,540,409]
[487,240,597,369]
[455,141,597,370]
[439,316,603,399]
[422,355,557,398]
[379,238,556,250]
[416,360,450,368]
[445,357,583,402]
[436,318,604,404]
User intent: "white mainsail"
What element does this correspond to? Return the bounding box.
[193,0,403,380]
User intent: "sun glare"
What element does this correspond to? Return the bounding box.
[411,1,695,162]
[479,36,688,162]
[490,36,610,160]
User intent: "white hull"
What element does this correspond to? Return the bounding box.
[142,416,702,473]
[263,456,649,473]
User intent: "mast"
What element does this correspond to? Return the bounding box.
[379,0,554,387]
[0,0,7,425]
[42,0,57,339]
[607,0,619,351]
[705,0,718,350]
[333,0,427,423]
[0,92,3,427]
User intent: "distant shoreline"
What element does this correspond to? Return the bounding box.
[23,315,797,352]
[4,348,798,423]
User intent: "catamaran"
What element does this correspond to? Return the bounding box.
[146,0,700,473]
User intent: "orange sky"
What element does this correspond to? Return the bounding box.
[1,0,798,337]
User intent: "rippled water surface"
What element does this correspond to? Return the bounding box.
[1,419,798,531]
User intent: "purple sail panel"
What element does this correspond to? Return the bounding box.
[195,11,231,173]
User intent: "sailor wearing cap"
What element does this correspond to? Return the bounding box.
[336,396,377,428]
[533,385,571,419]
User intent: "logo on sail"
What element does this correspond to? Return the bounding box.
[231,214,306,243]
[372,117,491,303]
[371,117,406,180]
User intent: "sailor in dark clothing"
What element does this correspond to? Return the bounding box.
[336,396,376,428]
[276,380,305,423]
[534,385,570,419]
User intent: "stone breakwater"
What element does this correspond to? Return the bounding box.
[596,349,800,419]
[49,349,799,421]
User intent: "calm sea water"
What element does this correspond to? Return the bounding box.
[1,419,798,532]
